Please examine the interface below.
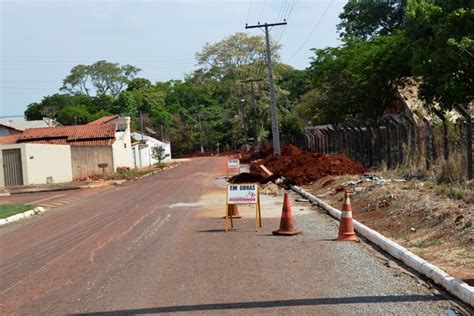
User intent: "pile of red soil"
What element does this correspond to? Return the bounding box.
[240,144,273,163]
[228,172,268,184]
[249,144,367,185]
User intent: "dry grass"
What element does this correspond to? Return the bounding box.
[303,173,474,282]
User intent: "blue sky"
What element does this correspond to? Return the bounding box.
[0,0,345,116]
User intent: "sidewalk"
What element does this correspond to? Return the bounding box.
[3,180,125,195]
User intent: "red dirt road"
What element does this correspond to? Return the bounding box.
[0,157,463,315]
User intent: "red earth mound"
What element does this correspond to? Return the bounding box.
[228,172,268,184]
[249,144,367,185]
[240,144,273,163]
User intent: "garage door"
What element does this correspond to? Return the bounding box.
[2,149,24,186]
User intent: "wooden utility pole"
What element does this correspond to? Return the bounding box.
[245,21,287,157]
[241,78,263,150]
[198,114,204,153]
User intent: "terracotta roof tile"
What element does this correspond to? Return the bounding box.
[16,124,116,147]
[87,115,119,125]
[0,134,20,145]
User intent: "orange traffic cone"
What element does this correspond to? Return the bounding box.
[224,204,242,219]
[273,193,302,236]
[337,191,358,241]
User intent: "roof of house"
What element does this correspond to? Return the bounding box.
[0,117,61,130]
[0,123,23,132]
[16,124,116,146]
[0,134,21,145]
[87,115,119,125]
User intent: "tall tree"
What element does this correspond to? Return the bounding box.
[338,0,406,40]
[61,61,140,97]
[406,0,473,108]
[195,32,279,81]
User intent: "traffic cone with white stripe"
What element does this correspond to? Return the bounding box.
[337,191,358,241]
[272,193,302,236]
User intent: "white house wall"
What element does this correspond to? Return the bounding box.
[112,132,133,169]
[131,132,172,165]
[24,144,72,184]
[111,117,133,170]
[0,143,72,187]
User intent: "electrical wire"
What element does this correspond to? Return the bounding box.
[288,0,334,62]
[246,0,253,25]
[259,0,267,22]
[276,0,296,43]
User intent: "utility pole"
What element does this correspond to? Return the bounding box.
[198,114,204,153]
[240,98,249,149]
[139,110,144,168]
[241,78,263,151]
[245,21,287,157]
[140,111,145,143]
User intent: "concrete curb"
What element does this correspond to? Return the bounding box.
[0,207,46,226]
[291,185,474,307]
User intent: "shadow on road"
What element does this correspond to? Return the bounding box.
[70,294,447,315]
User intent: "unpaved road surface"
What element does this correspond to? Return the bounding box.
[0,186,112,209]
[0,157,468,315]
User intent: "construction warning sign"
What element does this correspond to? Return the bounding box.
[227,184,258,204]
[227,159,240,169]
[225,183,262,232]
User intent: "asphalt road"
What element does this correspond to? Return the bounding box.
[0,157,469,315]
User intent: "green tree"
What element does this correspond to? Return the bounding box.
[338,0,406,40]
[60,64,91,95]
[305,32,411,123]
[127,78,152,91]
[61,60,140,97]
[406,0,473,108]
[151,146,169,169]
[57,105,91,125]
[114,91,138,118]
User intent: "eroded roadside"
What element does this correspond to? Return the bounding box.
[301,174,473,285]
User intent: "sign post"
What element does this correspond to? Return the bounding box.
[225,183,261,232]
[227,159,240,177]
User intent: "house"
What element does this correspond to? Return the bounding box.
[130,131,172,168]
[0,143,73,187]
[0,116,61,131]
[0,123,23,136]
[88,115,133,170]
[0,116,133,186]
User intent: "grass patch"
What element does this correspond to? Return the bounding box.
[435,184,466,200]
[111,168,157,180]
[0,204,35,219]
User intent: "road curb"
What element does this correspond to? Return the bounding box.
[0,207,46,226]
[291,185,474,307]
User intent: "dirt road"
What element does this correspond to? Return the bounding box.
[0,157,467,315]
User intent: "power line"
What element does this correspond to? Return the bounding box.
[276,0,296,43]
[259,0,268,21]
[246,0,253,25]
[288,0,334,62]
[273,0,289,40]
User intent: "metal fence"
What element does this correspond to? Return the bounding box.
[296,106,472,180]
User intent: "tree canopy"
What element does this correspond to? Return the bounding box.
[24,2,473,155]
[61,60,140,97]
